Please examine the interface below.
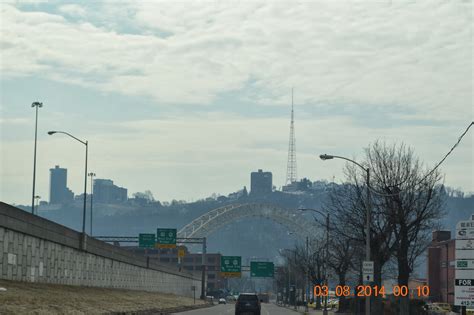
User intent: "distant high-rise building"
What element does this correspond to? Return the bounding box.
[49,165,74,204]
[93,179,127,204]
[250,169,272,195]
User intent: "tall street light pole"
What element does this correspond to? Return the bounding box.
[48,131,88,249]
[31,101,43,214]
[320,154,371,315]
[299,208,330,315]
[305,236,309,313]
[88,172,96,236]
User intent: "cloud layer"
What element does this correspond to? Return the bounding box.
[1,1,471,116]
[1,0,472,204]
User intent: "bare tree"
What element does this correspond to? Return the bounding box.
[366,141,444,315]
[278,249,307,307]
[327,141,445,314]
[326,229,357,312]
[327,179,397,314]
[279,239,326,309]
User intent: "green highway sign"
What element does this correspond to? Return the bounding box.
[156,228,177,248]
[221,256,241,278]
[250,261,274,278]
[139,233,156,248]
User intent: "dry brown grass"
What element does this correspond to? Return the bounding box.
[0,279,204,314]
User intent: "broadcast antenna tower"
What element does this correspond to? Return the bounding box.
[285,88,297,184]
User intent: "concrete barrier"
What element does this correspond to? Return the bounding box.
[0,202,201,297]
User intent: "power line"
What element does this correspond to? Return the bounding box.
[367,121,473,196]
[416,121,474,187]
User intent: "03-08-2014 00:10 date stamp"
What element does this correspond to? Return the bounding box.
[313,285,430,298]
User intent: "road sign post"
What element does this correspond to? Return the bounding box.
[455,217,474,309]
[156,228,177,248]
[220,256,241,278]
[139,233,156,248]
[191,285,196,304]
[250,261,274,278]
[177,246,185,272]
[362,261,374,283]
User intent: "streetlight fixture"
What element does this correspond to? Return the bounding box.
[299,208,330,315]
[31,101,43,214]
[88,172,96,236]
[319,153,371,315]
[48,130,88,248]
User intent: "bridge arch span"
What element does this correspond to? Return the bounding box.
[177,203,316,240]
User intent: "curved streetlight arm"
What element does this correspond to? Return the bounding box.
[319,152,372,315]
[320,154,401,197]
[48,131,87,146]
[48,129,89,246]
[320,154,367,172]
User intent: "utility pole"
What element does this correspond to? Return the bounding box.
[88,172,96,236]
[47,131,88,250]
[306,236,310,312]
[319,154,371,315]
[365,168,371,315]
[294,250,297,310]
[200,237,207,300]
[325,213,330,314]
[31,101,43,214]
[288,260,291,306]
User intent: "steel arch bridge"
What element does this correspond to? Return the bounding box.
[177,203,317,240]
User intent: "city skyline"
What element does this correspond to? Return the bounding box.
[1,1,472,205]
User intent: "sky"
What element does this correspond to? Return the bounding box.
[0,0,472,205]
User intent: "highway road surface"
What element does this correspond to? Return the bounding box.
[172,303,299,314]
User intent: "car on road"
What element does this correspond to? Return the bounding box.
[235,293,261,315]
[219,298,227,304]
[226,295,236,303]
[432,303,451,312]
[423,303,449,314]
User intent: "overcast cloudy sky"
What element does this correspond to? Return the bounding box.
[1,0,472,205]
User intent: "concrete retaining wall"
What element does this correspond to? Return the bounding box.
[0,202,201,297]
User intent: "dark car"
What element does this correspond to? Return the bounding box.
[235,293,261,315]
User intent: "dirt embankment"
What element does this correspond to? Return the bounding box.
[0,279,207,315]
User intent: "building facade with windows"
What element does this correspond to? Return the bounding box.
[250,169,272,195]
[49,165,74,204]
[93,179,127,204]
[427,230,455,304]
